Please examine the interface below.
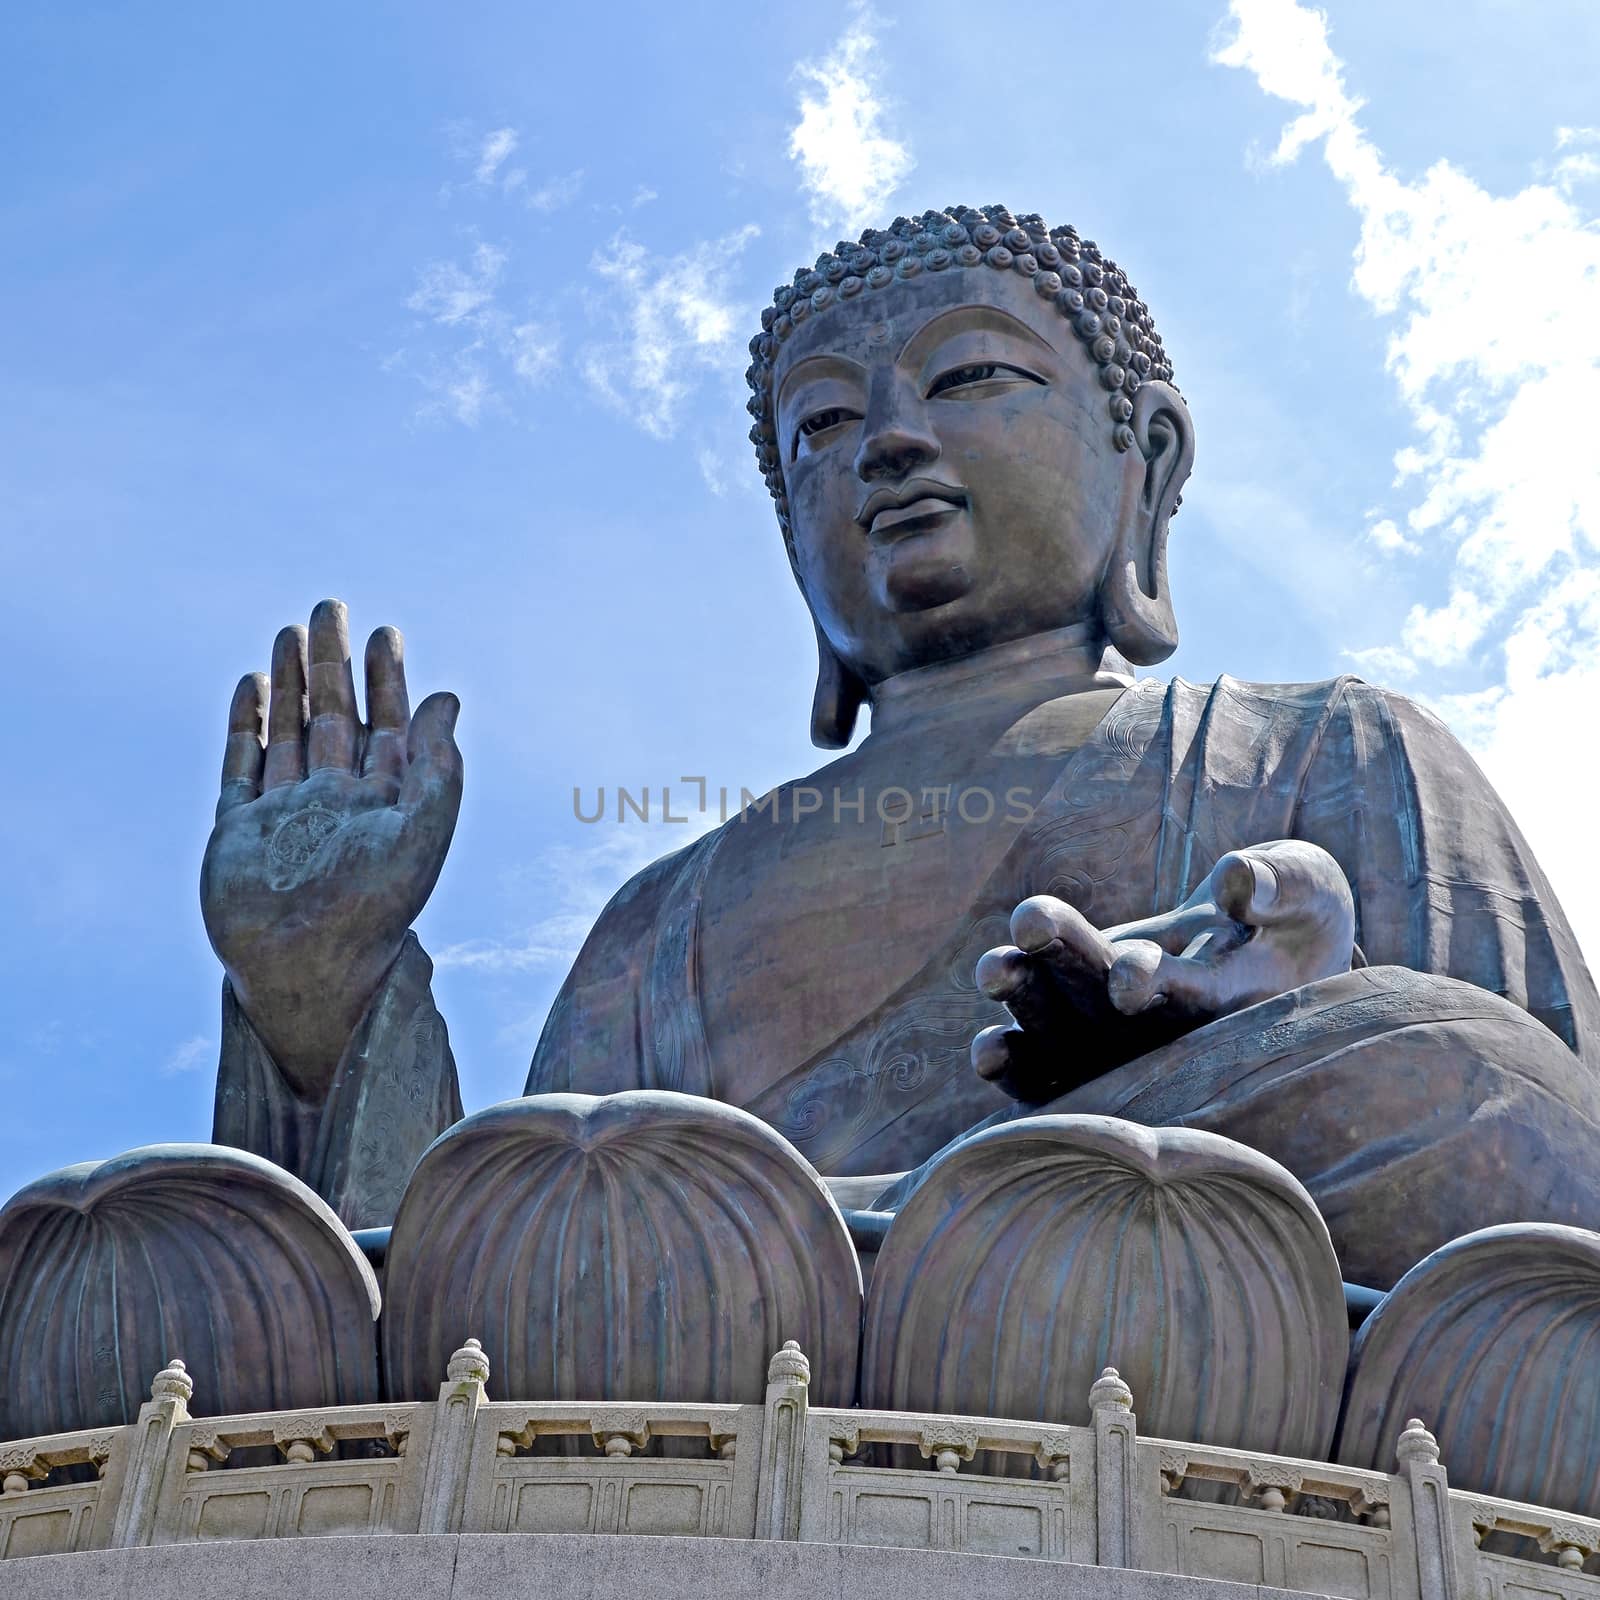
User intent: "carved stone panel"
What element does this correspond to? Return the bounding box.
[1337,1222,1600,1515]
[0,1486,99,1561]
[862,1115,1347,1459]
[381,1092,862,1406]
[0,1144,381,1438]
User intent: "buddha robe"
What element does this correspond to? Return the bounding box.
[529,675,1600,1286]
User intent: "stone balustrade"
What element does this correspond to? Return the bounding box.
[4,1337,1600,1600]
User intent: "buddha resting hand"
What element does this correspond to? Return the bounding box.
[199,598,464,1225]
[973,838,1359,1102]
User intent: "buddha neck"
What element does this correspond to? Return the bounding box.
[866,623,1133,740]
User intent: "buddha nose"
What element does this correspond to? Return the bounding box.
[854,385,941,483]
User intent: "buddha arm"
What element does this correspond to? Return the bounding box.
[1294,678,1600,1057]
[213,932,462,1229]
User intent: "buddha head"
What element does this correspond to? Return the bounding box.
[746,204,1195,746]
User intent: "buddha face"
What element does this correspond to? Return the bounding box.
[773,266,1172,686]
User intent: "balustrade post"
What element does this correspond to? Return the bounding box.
[1091,1367,1139,1568]
[418,1338,490,1535]
[1397,1418,1462,1600]
[108,1359,192,1548]
[755,1340,809,1541]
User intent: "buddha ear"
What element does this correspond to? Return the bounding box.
[810,622,867,748]
[1100,380,1194,667]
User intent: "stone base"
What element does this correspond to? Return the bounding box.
[1,1533,1315,1600]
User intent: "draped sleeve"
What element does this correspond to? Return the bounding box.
[1292,677,1600,1058]
[212,930,462,1228]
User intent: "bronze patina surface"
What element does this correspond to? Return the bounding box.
[194,205,1600,1300]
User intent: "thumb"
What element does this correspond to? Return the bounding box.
[1209,850,1268,925]
[399,691,463,820]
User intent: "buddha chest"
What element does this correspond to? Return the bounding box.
[695,686,1130,1115]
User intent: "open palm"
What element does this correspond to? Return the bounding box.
[200,600,462,1099]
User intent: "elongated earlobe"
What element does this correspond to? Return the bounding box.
[810,623,867,748]
[1100,380,1193,667]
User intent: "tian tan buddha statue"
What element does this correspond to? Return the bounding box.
[12,203,1600,1518]
[192,201,1600,1300]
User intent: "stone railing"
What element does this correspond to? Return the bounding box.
[4,1339,1600,1600]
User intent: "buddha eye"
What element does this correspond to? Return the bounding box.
[927,362,1042,398]
[799,407,855,437]
[790,405,862,462]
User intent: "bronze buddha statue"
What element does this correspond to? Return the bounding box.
[198,204,1600,1291]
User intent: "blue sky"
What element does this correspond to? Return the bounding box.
[3,0,1597,1199]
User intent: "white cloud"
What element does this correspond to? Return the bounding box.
[788,9,913,239]
[527,169,585,212]
[698,448,728,497]
[474,127,519,187]
[1344,643,1417,680]
[581,224,760,438]
[161,1035,213,1077]
[435,359,492,426]
[1214,0,1600,955]
[401,238,560,424]
[436,124,525,200]
[632,185,658,208]
[504,321,559,385]
[1552,127,1600,195]
[407,242,506,326]
[1366,517,1416,555]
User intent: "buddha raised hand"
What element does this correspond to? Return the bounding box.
[200,600,463,1225]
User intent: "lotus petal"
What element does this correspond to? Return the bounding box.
[1338,1222,1600,1512]
[863,1114,1346,1458]
[381,1092,862,1405]
[0,1144,380,1438]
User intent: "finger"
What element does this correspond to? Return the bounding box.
[976,944,1031,1004]
[1108,939,1234,1020]
[972,944,1063,1039]
[971,1024,1056,1102]
[972,1023,1019,1083]
[307,599,360,773]
[1010,896,1118,987]
[1243,839,1357,933]
[262,624,309,789]
[971,1022,1043,1097]
[1010,894,1096,956]
[971,1024,1081,1105]
[398,691,463,821]
[361,626,410,789]
[1105,940,1171,1014]
[1106,902,1230,957]
[216,672,268,818]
